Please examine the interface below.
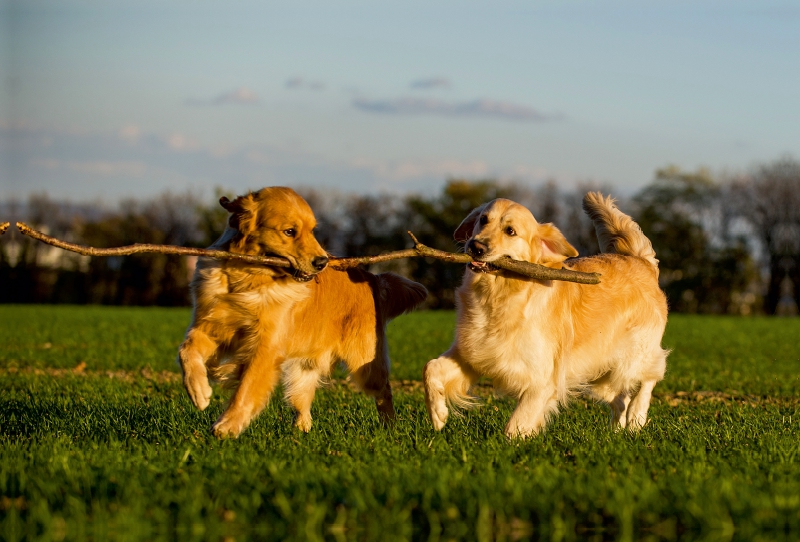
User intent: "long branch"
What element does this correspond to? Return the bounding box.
[402,233,600,284]
[16,222,296,267]
[15,222,600,284]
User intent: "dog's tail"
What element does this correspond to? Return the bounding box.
[376,273,428,321]
[582,192,659,272]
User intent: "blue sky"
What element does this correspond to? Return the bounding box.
[2,0,799,201]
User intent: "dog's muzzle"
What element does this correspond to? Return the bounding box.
[291,256,329,282]
[466,239,489,259]
[466,239,498,274]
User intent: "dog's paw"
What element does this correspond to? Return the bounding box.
[504,425,538,440]
[375,396,397,426]
[184,373,213,411]
[504,418,543,439]
[429,402,449,431]
[211,414,248,439]
[294,414,312,433]
[626,415,648,432]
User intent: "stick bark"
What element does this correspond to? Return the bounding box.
[15,222,600,284]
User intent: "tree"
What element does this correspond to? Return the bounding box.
[0,194,98,303]
[728,157,800,315]
[634,166,757,314]
[79,192,205,306]
[194,187,235,247]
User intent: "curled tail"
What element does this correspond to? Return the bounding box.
[376,273,428,320]
[582,192,659,272]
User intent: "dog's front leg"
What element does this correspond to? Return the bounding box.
[212,339,282,439]
[177,328,217,410]
[505,383,558,438]
[423,352,477,431]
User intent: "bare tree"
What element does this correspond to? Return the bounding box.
[728,157,800,314]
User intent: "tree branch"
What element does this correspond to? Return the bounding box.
[15,222,601,284]
[400,233,601,284]
[15,222,295,267]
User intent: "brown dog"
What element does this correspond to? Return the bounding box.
[178,187,427,438]
[424,193,668,438]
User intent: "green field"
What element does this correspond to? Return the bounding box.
[2,306,799,541]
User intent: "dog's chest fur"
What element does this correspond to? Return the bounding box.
[193,259,311,329]
[454,271,560,392]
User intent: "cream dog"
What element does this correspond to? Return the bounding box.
[423,193,668,438]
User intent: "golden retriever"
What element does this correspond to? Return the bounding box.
[423,193,668,438]
[178,187,427,438]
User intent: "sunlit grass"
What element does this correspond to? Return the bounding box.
[2,306,799,540]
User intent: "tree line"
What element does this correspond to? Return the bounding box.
[2,157,799,314]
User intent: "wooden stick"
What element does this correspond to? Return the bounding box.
[15,222,294,267]
[15,222,601,284]
[0,222,8,235]
[403,233,601,284]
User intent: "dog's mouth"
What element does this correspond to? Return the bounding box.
[259,251,317,282]
[291,268,315,282]
[468,260,500,274]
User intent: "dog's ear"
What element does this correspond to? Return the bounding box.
[453,204,487,243]
[220,193,257,233]
[219,196,238,212]
[536,223,578,266]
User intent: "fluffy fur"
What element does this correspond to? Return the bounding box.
[178,187,427,438]
[423,192,668,438]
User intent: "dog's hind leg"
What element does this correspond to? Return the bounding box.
[177,328,217,410]
[626,348,667,430]
[588,373,631,429]
[423,352,478,431]
[350,352,396,425]
[626,379,657,430]
[609,392,631,429]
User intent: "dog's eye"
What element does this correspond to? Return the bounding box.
[505,226,516,237]
[283,228,297,238]
[479,215,489,225]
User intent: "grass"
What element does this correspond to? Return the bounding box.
[2,305,800,541]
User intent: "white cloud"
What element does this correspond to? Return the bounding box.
[167,133,188,151]
[5,122,569,200]
[353,96,563,122]
[410,77,452,90]
[185,87,260,106]
[118,125,141,144]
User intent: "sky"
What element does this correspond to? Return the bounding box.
[1,0,799,202]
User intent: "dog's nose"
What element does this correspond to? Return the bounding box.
[467,239,489,258]
[312,256,329,271]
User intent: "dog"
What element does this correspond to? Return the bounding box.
[423,193,668,438]
[178,187,427,438]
